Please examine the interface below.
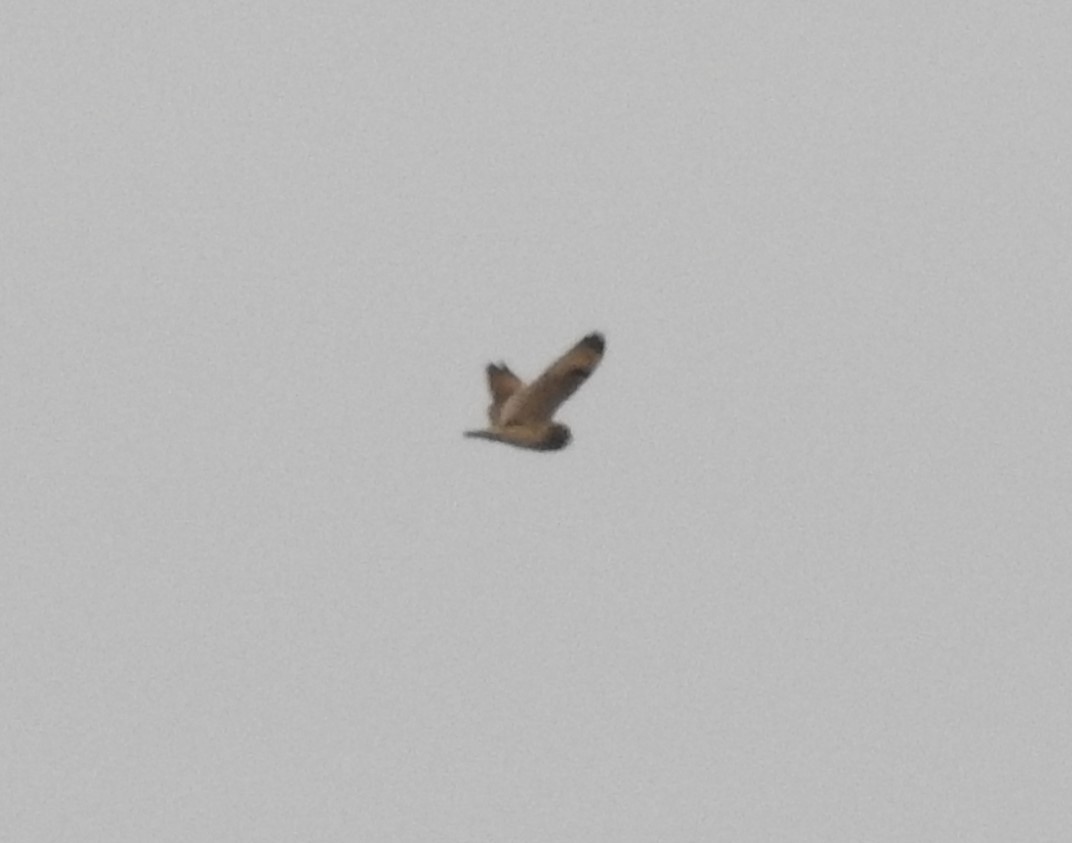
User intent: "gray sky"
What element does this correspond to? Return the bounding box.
[4,2,1071,841]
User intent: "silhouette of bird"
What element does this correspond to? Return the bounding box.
[464,332,605,451]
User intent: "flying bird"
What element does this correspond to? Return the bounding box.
[464,332,605,451]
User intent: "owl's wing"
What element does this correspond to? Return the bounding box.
[499,332,604,425]
[485,363,523,424]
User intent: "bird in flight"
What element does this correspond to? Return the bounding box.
[464,332,605,451]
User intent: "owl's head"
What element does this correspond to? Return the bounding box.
[542,423,572,450]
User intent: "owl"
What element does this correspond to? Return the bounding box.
[464,332,605,451]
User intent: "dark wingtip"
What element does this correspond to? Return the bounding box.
[581,332,605,353]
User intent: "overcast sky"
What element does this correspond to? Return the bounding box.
[3,2,1071,841]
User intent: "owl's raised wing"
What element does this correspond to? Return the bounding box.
[499,332,604,425]
[485,363,523,424]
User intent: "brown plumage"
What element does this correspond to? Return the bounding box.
[485,364,523,424]
[465,332,605,451]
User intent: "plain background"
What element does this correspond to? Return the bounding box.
[3,2,1071,841]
